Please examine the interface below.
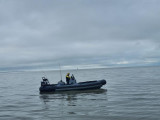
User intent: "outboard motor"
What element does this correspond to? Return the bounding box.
[40,77,56,93]
[41,77,50,86]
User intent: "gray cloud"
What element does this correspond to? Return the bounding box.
[0,0,160,71]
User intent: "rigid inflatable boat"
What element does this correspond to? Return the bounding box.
[39,77,106,93]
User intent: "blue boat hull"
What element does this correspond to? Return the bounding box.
[39,79,106,93]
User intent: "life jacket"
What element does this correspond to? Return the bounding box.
[66,73,70,80]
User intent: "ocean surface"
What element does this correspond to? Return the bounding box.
[0,66,160,120]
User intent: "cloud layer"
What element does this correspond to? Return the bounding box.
[0,0,160,71]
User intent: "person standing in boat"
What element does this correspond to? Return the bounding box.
[66,73,71,85]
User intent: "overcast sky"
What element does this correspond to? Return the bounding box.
[0,0,160,71]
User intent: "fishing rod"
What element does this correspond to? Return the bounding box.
[59,64,62,81]
[42,70,47,78]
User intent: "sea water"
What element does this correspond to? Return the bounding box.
[0,66,160,120]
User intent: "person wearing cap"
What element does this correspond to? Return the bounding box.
[66,73,70,85]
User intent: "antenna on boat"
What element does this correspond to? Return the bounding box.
[59,64,62,81]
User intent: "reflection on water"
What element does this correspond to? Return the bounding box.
[39,89,107,120]
[39,89,107,104]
